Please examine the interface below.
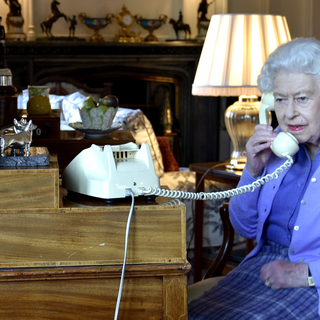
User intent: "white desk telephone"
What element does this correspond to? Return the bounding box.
[62,142,160,200]
[62,93,299,201]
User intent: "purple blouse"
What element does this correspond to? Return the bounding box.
[265,145,320,246]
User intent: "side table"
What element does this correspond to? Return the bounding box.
[189,162,241,283]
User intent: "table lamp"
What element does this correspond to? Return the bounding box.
[192,14,291,169]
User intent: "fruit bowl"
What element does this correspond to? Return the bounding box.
[69,122,123,139]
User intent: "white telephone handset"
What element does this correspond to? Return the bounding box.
[259,93,299,159]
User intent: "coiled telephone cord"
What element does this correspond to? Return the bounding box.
[139,156,293,200]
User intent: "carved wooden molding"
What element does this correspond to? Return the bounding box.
[5,42,203,57]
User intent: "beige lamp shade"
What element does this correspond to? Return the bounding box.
[192,14,291,96]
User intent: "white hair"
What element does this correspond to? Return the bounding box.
[258,38,320,93]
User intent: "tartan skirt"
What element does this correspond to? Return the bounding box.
[188,241,320,320]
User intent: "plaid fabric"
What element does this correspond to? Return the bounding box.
[188,241,320,320]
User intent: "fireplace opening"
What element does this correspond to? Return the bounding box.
[6,41,207,166]
[41,74,181,161]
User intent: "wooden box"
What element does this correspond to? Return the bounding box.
[0,196,187,268]
[18,109,61,140]
[0,155,59,210]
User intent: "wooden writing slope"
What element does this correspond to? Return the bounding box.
[0,156,190,319]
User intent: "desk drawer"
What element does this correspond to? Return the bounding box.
[0,204,187,268]
[0,264,189,320]
[18,109,61,140]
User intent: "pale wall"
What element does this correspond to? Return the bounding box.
[0,0,215,41]
[0,0,318,41]
[225,0,317,40]
[313,0,320,39]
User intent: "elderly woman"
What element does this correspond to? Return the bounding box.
[188,37,320,319]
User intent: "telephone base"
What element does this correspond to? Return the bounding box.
[62,142,160,200]
[66,190,158,206]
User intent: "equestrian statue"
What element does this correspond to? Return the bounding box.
[169,11,191,40]
[40,0,67,37]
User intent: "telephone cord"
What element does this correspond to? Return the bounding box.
[139,156,293,200]
[114,189,135,320]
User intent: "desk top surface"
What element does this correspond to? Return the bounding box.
[62,188,183,209]
[46,129,135,144]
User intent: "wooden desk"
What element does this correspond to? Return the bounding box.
[189,162,241,283]
[30,129,135,172]
[0,158,190,319]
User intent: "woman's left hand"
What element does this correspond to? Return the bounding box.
[260,260,309,289]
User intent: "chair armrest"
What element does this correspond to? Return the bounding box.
[203,203,234,279]
[156,136,179,172]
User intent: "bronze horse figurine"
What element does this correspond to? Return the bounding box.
[169,18,191,40]
[40,0,67,37]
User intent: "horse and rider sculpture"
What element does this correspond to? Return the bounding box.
[169,11,191,40]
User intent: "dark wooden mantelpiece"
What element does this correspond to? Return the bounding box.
[6,41,203,57]
[5,41,203,88]
[5,41,221,165]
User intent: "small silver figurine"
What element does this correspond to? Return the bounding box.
[0,119,36,156]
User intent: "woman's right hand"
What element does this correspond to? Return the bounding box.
[246,124,278,178]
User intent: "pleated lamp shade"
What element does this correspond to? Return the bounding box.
[192,14,291,96]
